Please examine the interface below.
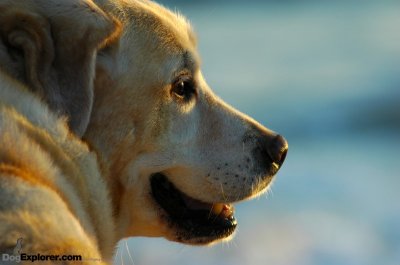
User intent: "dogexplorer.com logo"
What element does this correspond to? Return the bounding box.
[2,238,89,263]
[2,238,86,263]
[1,237,23,263]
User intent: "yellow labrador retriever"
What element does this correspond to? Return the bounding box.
[0,0,288,263]
[86,0,288,246]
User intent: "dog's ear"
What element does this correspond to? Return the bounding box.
[0,1,121,136]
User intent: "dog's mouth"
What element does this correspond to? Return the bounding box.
[150,173,237,243]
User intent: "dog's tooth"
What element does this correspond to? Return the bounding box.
[211,203,224,215]
[220,205,234,219]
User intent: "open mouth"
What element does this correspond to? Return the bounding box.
[150,173,237,242]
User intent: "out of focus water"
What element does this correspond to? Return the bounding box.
[115,1,400,265]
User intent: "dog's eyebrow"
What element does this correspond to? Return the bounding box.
[182,51,198,72]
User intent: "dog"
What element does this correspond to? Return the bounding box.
[85,0,288,246]
[0,0,119,263]
[0,0,288,263]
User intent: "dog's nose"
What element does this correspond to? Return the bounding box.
[267,134,288,167]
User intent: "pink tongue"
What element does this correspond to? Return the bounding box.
[181,193,213,210]
[181,193,234,218]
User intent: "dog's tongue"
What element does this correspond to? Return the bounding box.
[181,193,234,219]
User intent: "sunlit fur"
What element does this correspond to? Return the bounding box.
[0,70,114,263]
[86,0,283,245]
[0,0,285,263]
[0,0,118,263]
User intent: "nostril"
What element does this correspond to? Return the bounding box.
[267,134,288,167]
[279,147,288,166]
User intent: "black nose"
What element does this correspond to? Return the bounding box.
[267,135,288,167]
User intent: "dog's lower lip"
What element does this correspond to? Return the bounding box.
[150,173,237,240]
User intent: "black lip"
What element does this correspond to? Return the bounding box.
[150,173,237,240]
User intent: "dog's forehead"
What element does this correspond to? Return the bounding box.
[123,0,197,52]
[118,1,201,82]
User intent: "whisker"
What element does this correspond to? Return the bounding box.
[120,243,124,265]
[177,244,188,255]
[231,238,239,250]
[125,239,135,265]
[114,244,121,265]
[220,182,227,201]
[266,185,274,199]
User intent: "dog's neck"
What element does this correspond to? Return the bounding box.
[84,58,136,237]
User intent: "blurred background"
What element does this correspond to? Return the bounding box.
[115,1,400,264]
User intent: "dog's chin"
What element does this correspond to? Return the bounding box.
[150,173,237,245]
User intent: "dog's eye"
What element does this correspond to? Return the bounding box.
[171,78,195,101]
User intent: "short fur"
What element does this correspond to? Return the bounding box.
[84,0,287,244]
[0,0,119,263]
[0,0,288,263]
[0,71,114,264]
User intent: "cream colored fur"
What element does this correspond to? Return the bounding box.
[0,71,114,263]
[86,0,287,245]
[0,0,287,263]
[0,0,118,263]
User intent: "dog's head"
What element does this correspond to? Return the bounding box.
[86,0,288,245]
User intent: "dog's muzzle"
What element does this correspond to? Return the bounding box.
[150,173,237,243]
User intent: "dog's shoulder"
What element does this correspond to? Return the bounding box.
[0,71,114,261]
